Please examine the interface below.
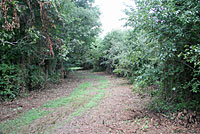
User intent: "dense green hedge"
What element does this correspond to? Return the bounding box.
[89,0,200,111]
[0,0,101,100]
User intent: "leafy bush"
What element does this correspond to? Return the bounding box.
[26,65,46,90]
[0,64,23,100]
[88,0,200,111]
[0,0,101,100]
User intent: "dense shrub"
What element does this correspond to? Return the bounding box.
[0,64,23,100]
[0,0,100,100]
[89,0,200,111]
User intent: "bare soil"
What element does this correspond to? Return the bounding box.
[1,70,200,134]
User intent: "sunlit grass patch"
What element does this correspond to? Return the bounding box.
[69,67,83,70]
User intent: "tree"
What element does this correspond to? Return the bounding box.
[0,0,101,100]
[88,0,200,111]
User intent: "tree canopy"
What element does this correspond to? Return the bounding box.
[88,0,200,111]
[0,0,101,100]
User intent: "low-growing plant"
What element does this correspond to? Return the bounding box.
[0,63,23,100]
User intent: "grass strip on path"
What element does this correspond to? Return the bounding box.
[0,72,109,134]
[45,74,109,134]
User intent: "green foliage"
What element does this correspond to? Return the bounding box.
[88,38,105,71]
[0,64,22,100]
[0,0,101,100]
[88,0,200,111]
[27,65,46,90]
[149,97,200,113]
[89,30,127,73]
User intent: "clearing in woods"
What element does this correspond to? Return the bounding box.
[0,70,196,134]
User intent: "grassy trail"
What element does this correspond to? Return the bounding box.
[0,71,109,134]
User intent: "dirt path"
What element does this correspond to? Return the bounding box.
[56,72,173,134]
[0,71,198,134]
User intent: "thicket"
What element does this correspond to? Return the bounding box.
[89,0,200,112]
[0,0,101,100]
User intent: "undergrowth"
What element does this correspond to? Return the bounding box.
[133,81,200,114]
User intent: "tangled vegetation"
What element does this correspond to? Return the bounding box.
[0,0,101,100]
[89,0,200,112]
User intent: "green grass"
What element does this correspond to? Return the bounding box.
[67,91,105,121]
[0,73,109,134]
[99,79,109,89]
[69,67,83,70]
[43,82,92,109]
[45,76,109,134]
[0,108,51,134]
